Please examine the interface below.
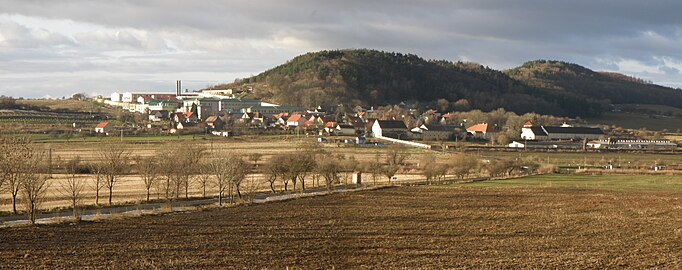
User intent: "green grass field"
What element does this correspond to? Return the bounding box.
[463,174,682,192]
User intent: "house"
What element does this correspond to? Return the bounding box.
[286,113,307,127]
[520,123,549,140]
[371,120,408,139]
[95,122,112,135]
[541,125,604,140]
[336,124,356,136]
[420,124,464,141]
[324,121,338,134]
[467,123,497,139]
[520,121,604,140]
[240,112,254,123]
[148,110,168,122]
[183,112,198,123]
[205,116,225,130]
[173,112,186,123]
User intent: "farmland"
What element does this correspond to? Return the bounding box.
[2,174,682,268]
[3,137,682,213]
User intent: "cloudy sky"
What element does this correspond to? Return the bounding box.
[2,0,682,98]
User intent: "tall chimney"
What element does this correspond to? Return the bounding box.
[176,80,182,96]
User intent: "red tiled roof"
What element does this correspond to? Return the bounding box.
[467,123,495,133]
[324,121,337,128]
[95,122,109,129]
[288,114,302,122]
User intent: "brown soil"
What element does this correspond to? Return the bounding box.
[1,186,681,269]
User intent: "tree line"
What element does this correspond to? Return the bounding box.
[1,138,546,225]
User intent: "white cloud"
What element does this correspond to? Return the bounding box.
[1,1,682,97]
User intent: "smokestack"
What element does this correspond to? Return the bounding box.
[176,80,182,96]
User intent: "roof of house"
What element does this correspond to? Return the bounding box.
[338,124,355,129]
[422,124,464,132]
[325,121,337,128]
[287,114,303,122]
[184,112,195,118]
[467,123,496,133]
[95,122,109,129]
[527,126,548,136]
[321,116,335,123]
[205,116,219,123]
[376,120,407,129]
[542,126,604,135]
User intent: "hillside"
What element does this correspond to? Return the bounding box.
[216,50,682,118]
[505,60,682,110]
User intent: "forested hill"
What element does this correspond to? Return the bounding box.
[215,49,682,117]
[505,60,682,112]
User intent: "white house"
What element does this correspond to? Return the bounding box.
[372,120,408,139]
[286,113,306,127]
[95,122,112,135]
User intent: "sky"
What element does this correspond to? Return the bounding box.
[1,0,682,99]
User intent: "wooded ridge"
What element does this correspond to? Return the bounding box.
[210,49,682,118]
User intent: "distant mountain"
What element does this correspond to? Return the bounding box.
[212,49,682,118]
[505,60,682,112]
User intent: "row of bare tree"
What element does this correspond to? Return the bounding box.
[0,137,51,224]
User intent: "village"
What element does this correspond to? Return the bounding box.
[92,81,677,152]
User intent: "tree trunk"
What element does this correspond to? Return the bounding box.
[28,203,36,225]
[185,180,189,199]
[218,191,223,206]
[95,186,100,206]
[108,186,113,205]
[301,178,306,191]
[236,186,241,198]
[72,199,78,219]
[229,185,232,204]
[12,193,17,214]
[270,182,276,193]
[203,185,206,198]
[146,189,150,202]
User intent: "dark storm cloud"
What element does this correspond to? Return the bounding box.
[1,0,682,97]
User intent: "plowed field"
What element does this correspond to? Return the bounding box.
[2,185,682,269]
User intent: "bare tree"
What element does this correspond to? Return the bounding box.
[317,156,340,192]
[365,151,382,185]
[263,162,280,193]
[196,162,213,198]
[0,137,33,214]
[208,156,230,205]
[158,148,182,202]
[20,148,49,225]
[228,156,250,200]
[296,154,315,192]
[89,162,106,206]
[180,144,205,199]
[59,156,86,219]
[451,153,479,179]
[100,144,130,205]
[420,155,438,183]
[340,155,359,184]
[383,145,409,182]
[269,154,290,191]
[135,155,159,202]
